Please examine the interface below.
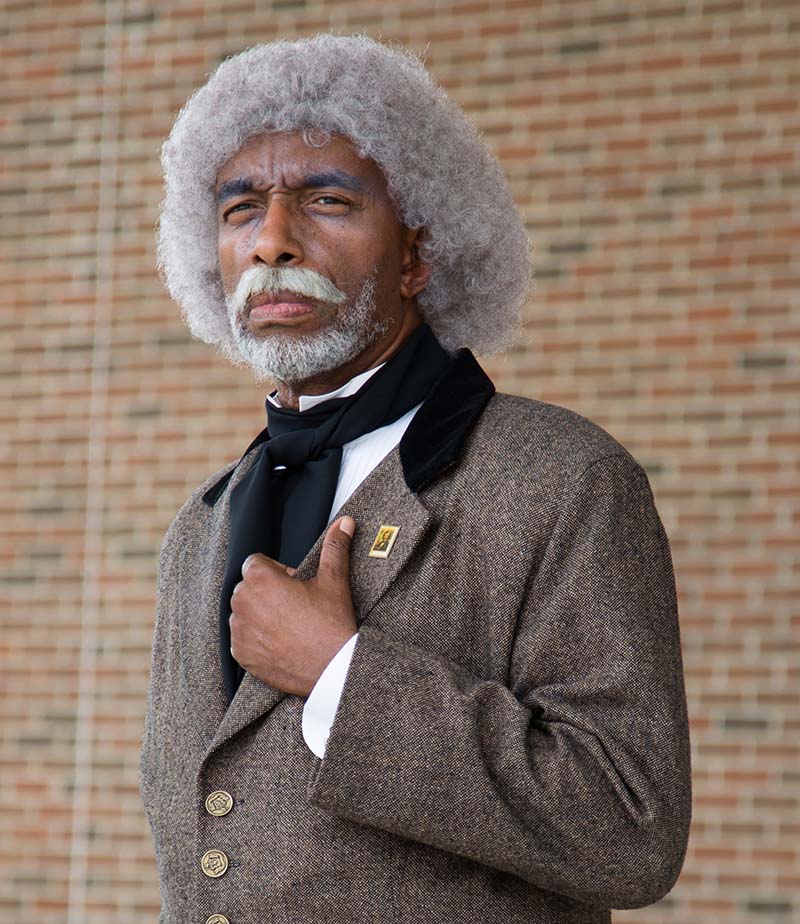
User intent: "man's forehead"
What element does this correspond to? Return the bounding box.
[214,131,385,193]
[215,169,368,204]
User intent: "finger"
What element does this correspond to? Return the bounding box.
[241,552,264,577]
[317,516,355,585]
[242,552,293,578]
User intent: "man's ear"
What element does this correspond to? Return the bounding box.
[400,227,431,300]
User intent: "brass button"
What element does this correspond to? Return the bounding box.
[201,849,229,878]
[205,790,234,816]
[206,916,230,924]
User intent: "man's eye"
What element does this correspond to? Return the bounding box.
[313,195,347,206]
[223,203,253,220]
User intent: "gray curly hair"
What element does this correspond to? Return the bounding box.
[156,33,532,358]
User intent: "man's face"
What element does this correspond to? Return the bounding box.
[215,131,425,385]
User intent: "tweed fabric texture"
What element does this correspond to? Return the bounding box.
[140,392,692,924]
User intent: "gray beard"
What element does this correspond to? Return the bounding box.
[226,274,388,384]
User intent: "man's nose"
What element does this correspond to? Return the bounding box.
[252,199,303,266]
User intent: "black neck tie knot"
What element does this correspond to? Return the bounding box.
[266,394,353,468]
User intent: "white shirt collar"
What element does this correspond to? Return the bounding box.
[267,362,387,412]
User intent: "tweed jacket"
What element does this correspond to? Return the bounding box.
[140,351,692,924]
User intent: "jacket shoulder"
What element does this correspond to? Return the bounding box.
[469,392,640,478]
[157,458,239,567]
[439,393,660,570]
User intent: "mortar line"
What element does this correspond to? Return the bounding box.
[66,1,123,919]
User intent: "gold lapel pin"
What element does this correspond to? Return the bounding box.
[369,524,400,559]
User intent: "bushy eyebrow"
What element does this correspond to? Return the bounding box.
[215,170,366,203]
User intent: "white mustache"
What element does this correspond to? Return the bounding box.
[227,265,347,316]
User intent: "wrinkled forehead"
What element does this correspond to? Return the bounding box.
[213,129,391,198]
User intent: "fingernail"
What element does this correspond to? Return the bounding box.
[339,516,355,537]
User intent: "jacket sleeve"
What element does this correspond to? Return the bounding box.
[305,453,692,910]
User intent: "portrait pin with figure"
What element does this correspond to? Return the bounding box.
[369,524,400,559]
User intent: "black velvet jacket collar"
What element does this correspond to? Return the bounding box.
[201,348,495,508]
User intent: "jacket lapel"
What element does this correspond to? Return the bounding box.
[202,347,496,758]
[205,446,435,757]
[303,448,436,620]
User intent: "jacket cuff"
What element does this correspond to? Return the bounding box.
[306,621,479,809]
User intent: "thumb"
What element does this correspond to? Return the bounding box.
[317,516,355,585]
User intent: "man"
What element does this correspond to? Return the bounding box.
[141,34,692,924]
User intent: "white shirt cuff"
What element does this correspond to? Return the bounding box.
[302,633,359,758]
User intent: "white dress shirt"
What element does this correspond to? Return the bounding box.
[266,364,422,758]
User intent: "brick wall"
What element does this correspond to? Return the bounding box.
[1,1,797,922]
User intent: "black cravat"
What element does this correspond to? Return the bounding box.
[218,323,453,701]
